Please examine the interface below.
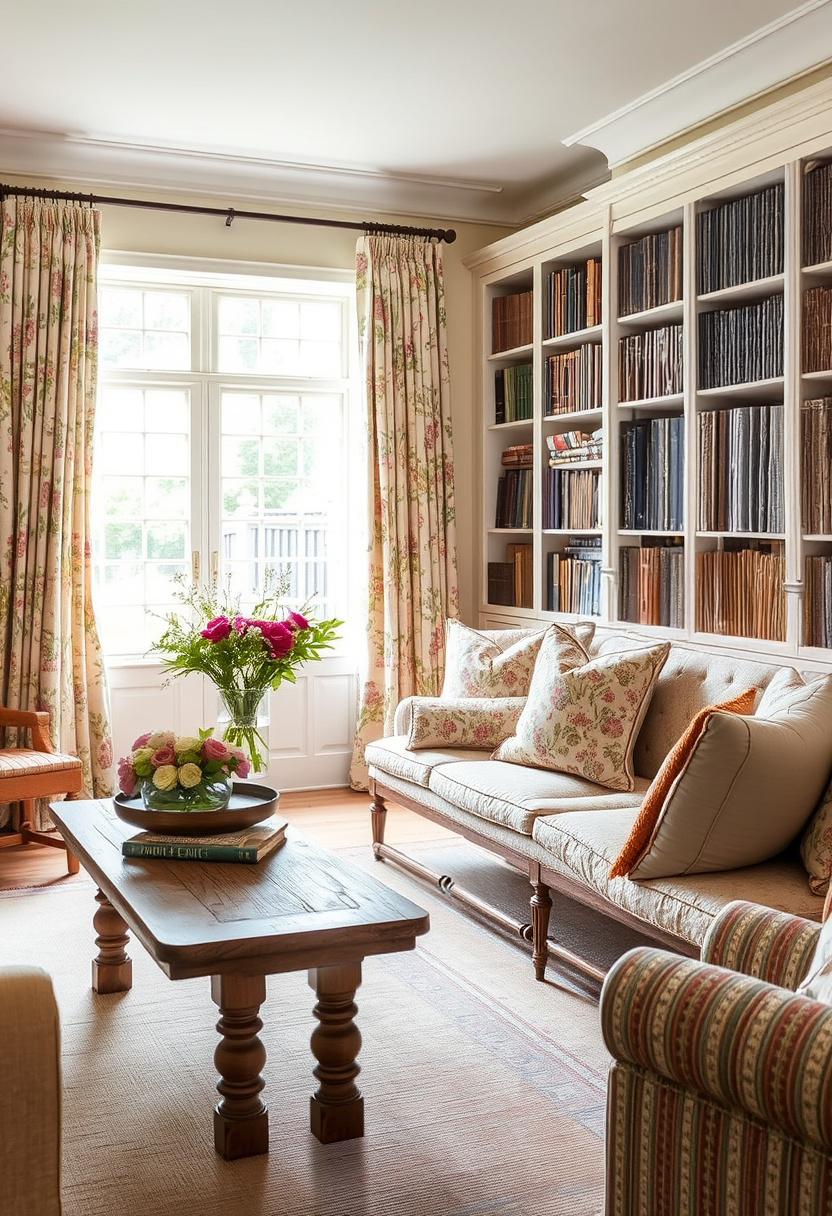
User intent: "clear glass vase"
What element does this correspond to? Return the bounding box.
[141,773,232,812]
[216,687,271,781]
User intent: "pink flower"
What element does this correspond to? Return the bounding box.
[286,610,309,631]
[254,620,294,658]
[117,756,137,796]
[202,737,231,763]
[232,616,250,633]
[229,747,250,779]
[201,616,231,641]
[132,731,152,749]
[600,716,624,738]
[151,745,175,768]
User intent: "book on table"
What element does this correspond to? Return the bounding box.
[122,819,288,863]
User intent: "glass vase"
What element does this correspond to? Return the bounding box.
[140,773,232,812]
[216,687,271,781]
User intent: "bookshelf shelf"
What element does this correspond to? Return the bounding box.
[470,105,832,660]
[488,419,534,432]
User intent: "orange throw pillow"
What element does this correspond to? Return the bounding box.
[609,686,757,879]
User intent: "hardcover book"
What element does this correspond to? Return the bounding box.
[122,819,288,864]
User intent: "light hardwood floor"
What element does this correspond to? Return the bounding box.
[0,788,456,890]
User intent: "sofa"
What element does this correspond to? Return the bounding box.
[0,965,63,1215]
[602,899,832,1215]
[365,621,832,984]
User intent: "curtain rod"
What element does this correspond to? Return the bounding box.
[0,183,457,243]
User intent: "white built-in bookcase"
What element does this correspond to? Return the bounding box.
[465,76,832,671]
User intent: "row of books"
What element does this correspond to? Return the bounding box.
[620,417,684,532]
[695,545,786,641]
[546,428,603,465]
[544,258,602,339]
[803,287,832,374]
[487,543,533,608]
[544,343,602,414]
[543,468,601,531]
[546,539,601,615]
[805,555,832,648]
[618,227,683,317]
[495,469,533,529]
[619,543,684,628]
[696,184,784,295]
[803,159,832,268]
[618,324,684,402]
[501,444,533,468]
[492,291,533,354]
[802,398,832,534]
[495,363,533,423]
[698,405,784,533]
[698,294,784,389]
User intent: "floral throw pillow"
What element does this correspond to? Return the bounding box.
[407,697,527,751]
[441,620,589,699]
[493,640,671,792]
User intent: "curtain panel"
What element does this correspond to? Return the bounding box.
[0,198,115,826]
[349,234,459,790]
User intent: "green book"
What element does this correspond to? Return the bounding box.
[121,820,288,864]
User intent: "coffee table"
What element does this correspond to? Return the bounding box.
[48,799,429,1160]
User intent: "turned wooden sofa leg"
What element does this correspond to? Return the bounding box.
[369,780,387,857]
[530,877,552,982]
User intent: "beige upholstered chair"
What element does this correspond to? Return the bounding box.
[0,966,63,1215]
[0,707,83,873]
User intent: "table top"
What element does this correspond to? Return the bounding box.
[50,799,429,980]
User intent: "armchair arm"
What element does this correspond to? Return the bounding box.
[601,947,832,1155]
[0,707,54,752]
[702,900,821,990]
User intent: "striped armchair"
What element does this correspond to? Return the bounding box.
[601,900,832,1216]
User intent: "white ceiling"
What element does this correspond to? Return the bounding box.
[2,0,832,227]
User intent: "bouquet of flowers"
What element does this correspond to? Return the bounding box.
[149,572,342,773]
[117,729,250,809]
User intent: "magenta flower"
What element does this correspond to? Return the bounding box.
[201,616,231,641]
[253,620,295,658]
[287,610,309,631]
[132,731,152,749]
[232,615,249,634]
[151,745,175,768]
[117,756,137,796]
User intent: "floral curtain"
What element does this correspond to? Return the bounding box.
[349,234,459,790]
[0,197,115,828]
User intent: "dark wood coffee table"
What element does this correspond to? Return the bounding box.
[49,799,429,1159]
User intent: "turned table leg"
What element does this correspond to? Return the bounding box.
[370,781,387,857]
[530,879,552,982]
[211,973,269,1159]
[307,961,364,1143]
[92,888,132,993]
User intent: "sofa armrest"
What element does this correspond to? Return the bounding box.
[601,947,832,1154]
[702,900,821,990]
[393,697,418,737]
[0,966,62,1215]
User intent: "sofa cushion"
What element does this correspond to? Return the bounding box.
[532,809,824,945]
[365,736,485,789]
[406,697,526,750]
[800,775,832,896]
[441,620,590,698]
[609,686,757,879]
[428,759,648,835]
[755,665,807,716]
[620,675,832,880]
[493,640,670,792]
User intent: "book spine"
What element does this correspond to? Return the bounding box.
[122,841,259,862]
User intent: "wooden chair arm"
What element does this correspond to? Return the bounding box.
[0,707,55,753]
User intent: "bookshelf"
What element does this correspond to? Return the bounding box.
[466,86,832,668]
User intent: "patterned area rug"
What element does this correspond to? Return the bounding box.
[1,842,608,1216]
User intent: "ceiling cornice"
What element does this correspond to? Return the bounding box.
[563,0,832,169]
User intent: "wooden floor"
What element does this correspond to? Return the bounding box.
[0,788,456,890]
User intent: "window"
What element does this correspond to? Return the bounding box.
[92,259,358,660]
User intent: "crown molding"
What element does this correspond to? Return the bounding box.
[563,0,832,169]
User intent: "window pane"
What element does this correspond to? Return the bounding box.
[99,286,192,372]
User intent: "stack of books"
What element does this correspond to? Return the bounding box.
[618,325,684,401]
[122,819,288,864]
[545,258,602,338]
[495,363,533,422]
[696,545,786,641]
[547,536,601,615]
[544,343,602,414]
[620,418,684,532]
[618,227,683,315]
[492,292,532,353]
[802,398,832,533]
[698,405,784,532]
[546,429,603,465]
[803,287,832,373]
[543,468,601,531]
[698,295,783,388]
[696,184,784,293]
[619,543,684,628]
[803,159,832,266]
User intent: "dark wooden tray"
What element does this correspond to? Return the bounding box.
[113,782,280,835]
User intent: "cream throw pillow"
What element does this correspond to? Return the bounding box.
[407,697,526,750]
[441,620,590,698]
[626,675,832,880]
[493,640,670,792]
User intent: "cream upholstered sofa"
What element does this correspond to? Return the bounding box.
[365,622,832,982]
[0,966,62,1215]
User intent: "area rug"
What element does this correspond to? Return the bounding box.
[0,844,608,1216]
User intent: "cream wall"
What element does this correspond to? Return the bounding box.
[1,172,511,623]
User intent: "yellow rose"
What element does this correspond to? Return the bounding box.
[178,762,202,788]
[152,765,178,791]
[174,736,202,756]
[147,731,176,749]
[132,746,154,767]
